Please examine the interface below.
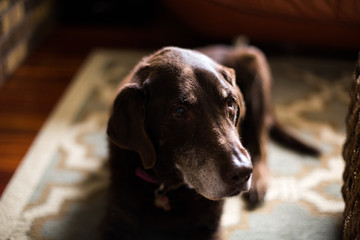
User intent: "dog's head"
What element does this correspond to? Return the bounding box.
[107,47,252,200]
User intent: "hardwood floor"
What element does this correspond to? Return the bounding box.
[0,29,82,195]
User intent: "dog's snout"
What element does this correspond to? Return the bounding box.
[229,166,252,185]
[222,153,253,186]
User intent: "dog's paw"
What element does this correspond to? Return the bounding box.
[242,161,269,209]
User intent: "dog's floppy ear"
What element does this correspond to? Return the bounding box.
[235,88,246,123]
[223,66,246,122]
[107,83,156,169]
[222,66,237,86]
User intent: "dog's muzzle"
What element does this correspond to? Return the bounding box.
[220,150,253,192]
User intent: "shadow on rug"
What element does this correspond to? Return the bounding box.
[0,49,355,240]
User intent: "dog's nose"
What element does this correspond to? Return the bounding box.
[221,153,253,186]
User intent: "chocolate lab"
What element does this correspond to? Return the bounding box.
[102,45,319,240]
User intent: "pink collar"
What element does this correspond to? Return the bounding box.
[135,168,171,211]
[135,168,159,184]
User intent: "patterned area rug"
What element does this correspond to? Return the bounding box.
[0,49,354,240]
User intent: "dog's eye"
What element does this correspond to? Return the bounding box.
[177,107,185,115]
[173,106,186,119]
[227,99,235,110]
[227,98,236,111]
[226,98,238,124]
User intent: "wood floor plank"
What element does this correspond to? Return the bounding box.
[0,27,85,196]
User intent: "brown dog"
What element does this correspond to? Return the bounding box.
[102,45,319,240]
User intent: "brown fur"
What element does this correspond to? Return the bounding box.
[102,45,319,239]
